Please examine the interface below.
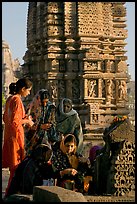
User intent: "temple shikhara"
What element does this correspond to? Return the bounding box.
[23,2,130,144]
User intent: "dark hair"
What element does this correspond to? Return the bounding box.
[40,89,50,102]
[64,134,77,145]
[9,83,16,95]
[32,144,52,162]
[15,77,32,93]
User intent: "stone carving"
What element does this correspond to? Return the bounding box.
[24,2,129,142]
[51,81,58,99]
[72,80,80,99]
[118,80,127,100]
[92,117,135,196]
[92,114,98,123]
[117,60,127,73]
[64,2,77,36]
[88,80,96,98]
[85,61,98,71]
[85,47,99,59]
[48,2,62,13]
[106,79,114,104]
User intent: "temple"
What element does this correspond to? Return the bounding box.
[23,2,130,144]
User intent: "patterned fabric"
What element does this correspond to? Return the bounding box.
[25,100,58,156]
[51,135,91,191]
[56,98,83,154]
[2,95,25,169]
[26,89,46,122]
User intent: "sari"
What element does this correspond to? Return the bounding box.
[51,134,91,192]
[56,98,83,154]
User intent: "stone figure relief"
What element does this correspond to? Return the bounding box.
[106,60,115,73]
[117,61,127,73]
[92,114,98,123]
[51,81,58,99]
[118,80,127,100]
[102,80,106,98]
[88,80,96,97]
[106,79,114,104]
[85,61,98,71]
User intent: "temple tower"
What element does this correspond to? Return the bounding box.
[2,40,20,98]
[23,2,129,143]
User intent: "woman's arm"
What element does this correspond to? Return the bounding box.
[60,168,78,177]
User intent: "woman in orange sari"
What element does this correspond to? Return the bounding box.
[2,78,34,197]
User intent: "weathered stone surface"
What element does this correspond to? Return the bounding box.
[3,194,33,202]
[33,186,87,202]
[85,195,135,202]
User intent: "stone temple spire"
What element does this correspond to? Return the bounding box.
[2,40,20,98]
[23,2,129,136]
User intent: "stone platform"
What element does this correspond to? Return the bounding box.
[2,168,135,202]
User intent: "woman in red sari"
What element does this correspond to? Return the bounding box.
[2,78,34,197]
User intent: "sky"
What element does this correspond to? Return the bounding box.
[2,2,135,81]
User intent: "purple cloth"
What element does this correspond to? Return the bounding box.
[89,145,102,164]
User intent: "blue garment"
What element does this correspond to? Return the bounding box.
[26,101,58,156]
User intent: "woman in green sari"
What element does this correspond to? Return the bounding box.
[56,98,83,154]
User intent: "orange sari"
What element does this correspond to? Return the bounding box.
[2,95,25,170]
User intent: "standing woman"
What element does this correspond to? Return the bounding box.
[25,89,58,156]
[2,77,34,197]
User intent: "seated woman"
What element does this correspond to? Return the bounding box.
[5,144,58,197]
[55,98,83,154]
[51,134,92,193]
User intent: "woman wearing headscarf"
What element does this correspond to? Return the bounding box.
[5,144,57,198]
[51,134,92,193]
[25,89,46,122]
[25,89,58,156]
[55,98,83,154]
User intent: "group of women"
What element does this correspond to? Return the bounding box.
[2,77,95,199]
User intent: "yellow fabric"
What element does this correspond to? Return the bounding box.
[60,134,78,169]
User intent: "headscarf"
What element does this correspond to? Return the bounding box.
[26,89,46,116]
[56,98,83,154]
[60,134,77,154]
[56,98,78,123]
[60,134,79,169]
[89,145,102,165]
[32,143,52,163]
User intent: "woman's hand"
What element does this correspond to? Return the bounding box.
[60,168,78,177]
[78,156,88,163]
[31,123,38,130]
[22,116,34,127]
[28,119,34,127]
[41,123,52,130]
